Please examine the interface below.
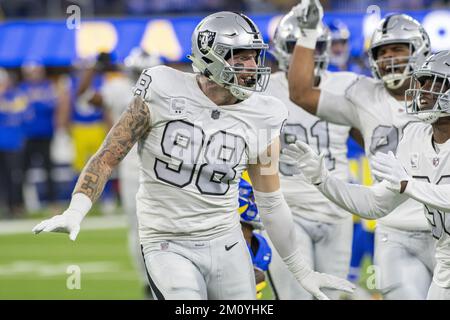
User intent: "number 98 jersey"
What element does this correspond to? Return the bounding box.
[133,66,288,242]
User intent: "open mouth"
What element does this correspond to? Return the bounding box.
[238,76,257,87]
[418,93,436,110]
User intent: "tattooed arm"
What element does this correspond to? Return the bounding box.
[73,95,151,202]
[32,95,151,240]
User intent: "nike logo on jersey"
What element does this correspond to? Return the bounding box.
[225,241,238,251]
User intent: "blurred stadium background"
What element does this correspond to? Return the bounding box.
[0,0,449,300]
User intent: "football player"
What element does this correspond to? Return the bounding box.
[281,50,450,300]
[31,12,354,300]
[288,0,434,299]
[264,12,359,299]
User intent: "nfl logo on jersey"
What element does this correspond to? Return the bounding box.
[211,109,220,119]
[433,157,440,167]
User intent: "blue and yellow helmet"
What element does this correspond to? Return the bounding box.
[238,171,263,229]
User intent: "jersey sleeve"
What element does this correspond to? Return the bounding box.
[405,180,450,212]
[250,97,288,162]
[317,175,408,219]
[317,75,361,129]
[132,66,176,127]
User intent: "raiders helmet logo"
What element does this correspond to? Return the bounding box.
[198,30,216,54]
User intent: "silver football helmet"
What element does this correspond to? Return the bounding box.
[368,14,431,90]
[188,11,270,100]
[406,50,450,124]
[272,11,331,78]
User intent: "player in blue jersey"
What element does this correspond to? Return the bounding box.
[20,62,59,206]
[0,68,28,217]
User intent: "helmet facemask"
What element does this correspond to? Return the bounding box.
[188,37,271,100]
[314,36,331,80]
[406,71,450,124]
[219,45,271,100]
[371,42,414,90]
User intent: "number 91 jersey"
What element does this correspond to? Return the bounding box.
[133,66,288,242]
[265,71,355,222]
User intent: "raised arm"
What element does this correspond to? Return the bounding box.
[287,0,324,114]
[32,95,151,240]
[249,139,355,300]
[288,44,321,114]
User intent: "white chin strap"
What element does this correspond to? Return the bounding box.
[382,73,408,90]
[417,112,450,124]
[229,85,253,100]
[417,112,441,124]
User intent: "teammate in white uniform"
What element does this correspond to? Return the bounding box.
[281,51,450,299]
[264,13,357,299]
[287,0,434,299]
[31,12,354,300]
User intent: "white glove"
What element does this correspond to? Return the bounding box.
[280,140,329,185]
[291,0,324,49]
[291,0,324,30]
[371,151,410,192]
[300,271,356,300]
[284,248,355,300]
[32,193,92,241]
[32,211,82,241]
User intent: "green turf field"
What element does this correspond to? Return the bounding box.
[0,228,145,299]
[0,223,373,300]
[0,226,275,300]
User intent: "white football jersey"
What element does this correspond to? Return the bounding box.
[133,66,288,242]
[318,75,427,230]
[266,71,355,222]
[100,76,139,177]
[396,122,450,287]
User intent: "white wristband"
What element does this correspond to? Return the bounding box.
[64,193,92,224]
[296,29,319,50]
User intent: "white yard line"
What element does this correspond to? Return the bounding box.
[0,215,128,235]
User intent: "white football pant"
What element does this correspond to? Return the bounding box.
[141,226,256,300]
[374,225,435,299]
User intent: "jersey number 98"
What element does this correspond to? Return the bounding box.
[154,120,246,195]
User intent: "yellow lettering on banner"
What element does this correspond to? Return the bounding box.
[267,15,283,40]
[76,22,118,59]
[140,20,182,61]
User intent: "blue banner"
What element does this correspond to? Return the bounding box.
[0,9,448,67]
